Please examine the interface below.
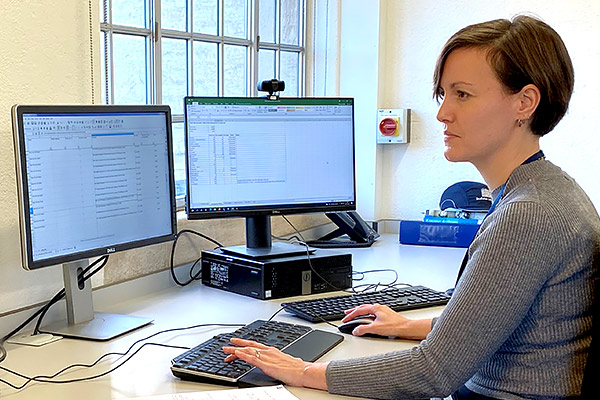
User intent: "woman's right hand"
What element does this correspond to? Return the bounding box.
[342,303,432,340]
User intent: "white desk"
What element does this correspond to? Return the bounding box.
[0,234,465,399]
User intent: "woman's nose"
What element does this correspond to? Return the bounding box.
[436,99,449,124]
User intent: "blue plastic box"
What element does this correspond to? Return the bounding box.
[399,220,480,248]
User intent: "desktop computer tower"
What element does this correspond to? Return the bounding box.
[200,249,352,300]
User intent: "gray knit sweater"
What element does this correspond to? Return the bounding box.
[326,159,599,399]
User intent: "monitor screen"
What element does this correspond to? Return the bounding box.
[184,97,356,220]
[12,105,177,270]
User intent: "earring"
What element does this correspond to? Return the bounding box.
[517,119,524,127]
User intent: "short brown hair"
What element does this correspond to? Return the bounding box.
[433,15,574,136]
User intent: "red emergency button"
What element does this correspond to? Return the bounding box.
[379,117,398,136]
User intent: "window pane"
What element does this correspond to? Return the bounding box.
[172,122,186,198]
[280,51,299,96]
[258,0,276,43]
[112,0,147,28]
[281,0,300,45]
[193,41,218,96]
[162,38,188,114]
[162,0,187,31]
[113,34,148,104]
[193,0,218,35]
[258,49,276,84]
[223,45,247,96]
[224,0,248,38]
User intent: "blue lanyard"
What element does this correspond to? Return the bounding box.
[486,185,505,217]
[485,150,545,218]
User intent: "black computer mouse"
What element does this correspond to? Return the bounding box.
[337,317,388,338]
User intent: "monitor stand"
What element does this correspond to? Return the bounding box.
[220,215,316,260]
[39,260,153,341]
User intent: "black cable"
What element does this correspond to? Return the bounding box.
[271,234,303,242]
[176,229,224,249]
[350,268,402,294]
[0,322,243,390]
[0,257,109,368]
[0,343,6,364]
[280,216,409,295]
[296,239,346,291]
[267,306,339,331]
[266,307,285,321]
[170,229,224,287]
[1,256,110,348]
[352,268,399,282]
[187,257,203,282]
[269,221,347,328]
[278,215,345,292]
[280,214,307,242]
[33,256,109,335]
[0,342,185,389]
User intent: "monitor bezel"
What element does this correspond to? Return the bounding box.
[12,104,178,270]
[183,96,357,220]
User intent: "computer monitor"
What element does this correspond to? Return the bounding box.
[184,97,355,258]
[12,104,177,340]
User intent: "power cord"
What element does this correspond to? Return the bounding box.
[0,322,243,390]
[279,215,307,242]
[33,256,109,335]
[0,342,6,364]
[351,269,413,294]
[279,215,344,292]
[169,229,224,287]
[271,233,303,242]
[267,307,340,333]
[0,255,110,363]
[280,214,407,294]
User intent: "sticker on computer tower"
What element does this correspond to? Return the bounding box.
[302,271,312,295]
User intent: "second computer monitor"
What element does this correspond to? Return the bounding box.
[12,104,177,340]
[184,97,356,256]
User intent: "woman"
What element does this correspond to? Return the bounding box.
[223,15,599,399]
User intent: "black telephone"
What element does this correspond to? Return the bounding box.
[307,211,380,248]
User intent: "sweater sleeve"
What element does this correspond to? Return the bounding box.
[326,200,564,399]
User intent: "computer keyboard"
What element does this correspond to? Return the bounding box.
[171,319,343,387]
[281,285,450,322]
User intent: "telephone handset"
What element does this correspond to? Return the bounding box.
[307,211,380,248]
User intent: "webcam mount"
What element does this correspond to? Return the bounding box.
[257,79,285,100]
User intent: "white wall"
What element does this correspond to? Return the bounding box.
[374,0,600,225]
[309,0,382,221]
[0,0,98,316]
[338,1,381,222]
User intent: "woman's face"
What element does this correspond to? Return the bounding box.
[436,47,521,165]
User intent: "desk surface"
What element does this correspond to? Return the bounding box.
[0,234,465,399]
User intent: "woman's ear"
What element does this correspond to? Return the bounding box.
[516,84,541,120]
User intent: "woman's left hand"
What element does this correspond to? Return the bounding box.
[222,338,328,390]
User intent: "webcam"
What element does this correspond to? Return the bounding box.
[257,79,285,99]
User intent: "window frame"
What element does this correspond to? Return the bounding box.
[100,0,307,206]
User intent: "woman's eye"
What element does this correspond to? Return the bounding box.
[457,91,469,99]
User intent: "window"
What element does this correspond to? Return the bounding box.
[100,0,306,199]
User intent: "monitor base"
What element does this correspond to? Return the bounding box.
[221,242,315,260]
[39,312,153,341]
